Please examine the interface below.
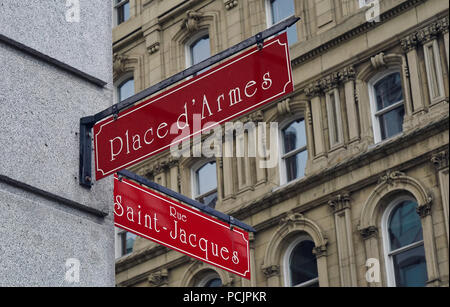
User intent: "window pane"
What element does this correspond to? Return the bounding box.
[190,36,210,66]
[393,244,428,287]
[125,232,136,255]
[117,1,130,25]
[282,119,306,153]
[204,278,222,287]
[119,78,134,102]
[270,0,297,45]
[289,240,318,286]
[196,162,217,196]
[389,200,423,251]
[374,73,404,111]
[378,106,405,140]
[285,150,307,182]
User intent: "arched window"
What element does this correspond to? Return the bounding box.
[118,77,134,102]
[193,160,218,208]
[280,118,308,184]
[266,0,298,45]
[369,70,405,143]
[382,196,428,287]
[284,235,319,287]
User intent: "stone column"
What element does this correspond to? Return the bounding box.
[305,83,327,168]
[342,66,360,144]
[359,226,382,287]
[401,34,426,115]
[431,150,449,244]
[329,194,357,287]
[416,198,441,287]
[262,265,280,287]
[312,244,329,287]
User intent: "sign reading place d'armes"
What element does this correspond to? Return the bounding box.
[94,33,293,180]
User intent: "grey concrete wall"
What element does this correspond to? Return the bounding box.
[0,0,114,286]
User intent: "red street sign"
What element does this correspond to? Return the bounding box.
[114,175,251,280]
[94,32,293,180]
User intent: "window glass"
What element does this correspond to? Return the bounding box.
[281,119,307,183]
[392,245,428,287]
[116,0,130,25]
[118,78,134,102]
[378,107,405,140]
[125,232,136,255]
[386,198,428,287]
[282,120,306,154]
[374,73,404,111]
[285,151,308,182]
[270,0,297,45]
[289,240,319,286]
[388,200,423,250]
[190,36,210,66]
[195,161,218,208]
[204,278,222,287]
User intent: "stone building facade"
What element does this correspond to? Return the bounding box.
[0,0,115,286]
[114,0,449,287]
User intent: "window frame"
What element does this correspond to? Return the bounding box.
[196,271,222,287]
[368,68,405,144]
[381,195,426,287]
[114,0,130,26]
[278,116,308,185]
[283,234,319,287]
[423,39,445,105]
[191,159,218,207]
[265,0,298,45]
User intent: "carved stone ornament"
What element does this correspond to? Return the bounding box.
[279,211,304,226]
[113,54,129,77]
[378,170,406,186]
[148,269,169,287]
[312,244,328,259]
[182,10,203,32]
[328,193,351,213]
[431,150,449,171]
[305,65,356,97]
[224,0,238,10]
[262,264,280,278]
[359,225,379,240]
[371,52,386,70]
[416,195,433,218]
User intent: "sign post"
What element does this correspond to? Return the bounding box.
[114,175,251,280]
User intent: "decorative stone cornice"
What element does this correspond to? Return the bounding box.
[431,150,449,171]
[292,0,427,67]
[261,264,280,278]
[144,156,180,177]
[224,0,238,10]
[401,15,449,52]
[312,244,328,259]
[378,170,406,186]
[328,193,351,214]
[305,66,356,98]
[401,33,419,52]
[359,225,379,240]
[416,195,433,218]
[148,269,169,287]
[182,10,204,32]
